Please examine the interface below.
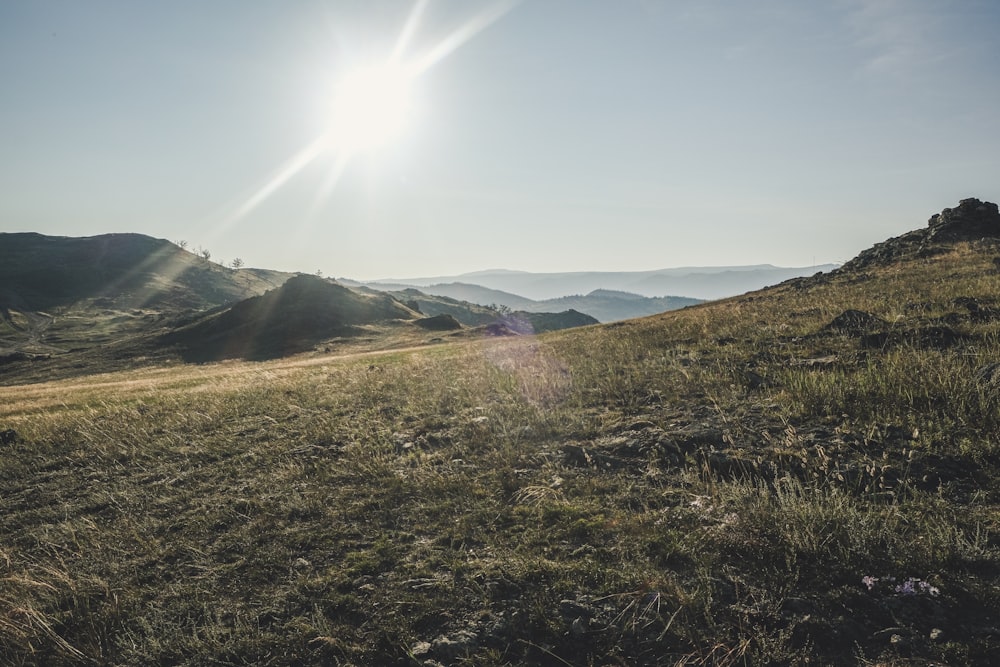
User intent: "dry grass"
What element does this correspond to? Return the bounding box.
[1,243,999,665]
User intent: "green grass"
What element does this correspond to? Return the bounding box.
[1,243,999,665]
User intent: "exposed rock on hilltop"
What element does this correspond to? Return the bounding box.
[927,198,1000,242]
[164,274,417,361]
[842,198,1000,272]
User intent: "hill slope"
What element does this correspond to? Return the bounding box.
[0,199,998,666]
[163,274,419,361]
[0,232,290,311]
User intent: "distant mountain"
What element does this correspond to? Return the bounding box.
[355,281,702,323]
[376,288,501,326]
[367,264,839,301]
[365,287,599,332]
[356,281,537,312]
[532,290,702,323]
[0,232,291,312]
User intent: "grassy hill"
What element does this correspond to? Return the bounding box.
[0,232,294,374]
[162,274,419,362]
[0,232,290,311]
[1,200,999,665]
[0,243,600,384]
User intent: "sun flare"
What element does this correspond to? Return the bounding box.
[217,0,518,230]
[329,62,415,154]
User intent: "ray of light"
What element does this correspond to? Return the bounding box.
[306,151,351,222]
[410,0,520,76]
[391,0,429,62]
[218,132,331,232]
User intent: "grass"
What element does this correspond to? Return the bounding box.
[1,242,999,664]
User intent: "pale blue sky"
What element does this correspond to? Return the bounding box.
[2,0,998,279]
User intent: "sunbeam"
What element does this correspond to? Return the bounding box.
[410,0,519,77]
[218,132,331,233]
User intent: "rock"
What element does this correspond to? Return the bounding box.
[840,199,1000,272]
[410,641,432,657]
[0,429,16,445]
[927,198,1000,242]
[431,630,477,660]
[824,310,886,336]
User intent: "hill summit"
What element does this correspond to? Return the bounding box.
[842,198,1000,271]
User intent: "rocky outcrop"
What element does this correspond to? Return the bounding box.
[927,198,1000,242]
[841,198,1000,272]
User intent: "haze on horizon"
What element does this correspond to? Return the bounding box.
[2,1,999,281]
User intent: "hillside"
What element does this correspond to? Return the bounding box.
[0,232,294,370]
[0,232,291,311]
[162,274,419,361]
[0,236,605,384]
[0,199,999,665]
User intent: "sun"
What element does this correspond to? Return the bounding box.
[328,62,415,155]
[216,1,519,230]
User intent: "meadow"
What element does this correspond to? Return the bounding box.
[2,243,999,665]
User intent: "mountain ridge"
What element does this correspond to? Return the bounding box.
[362,262,838,301]
[348,280,703,322]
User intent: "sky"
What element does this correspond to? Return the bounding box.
[2,0,999,280]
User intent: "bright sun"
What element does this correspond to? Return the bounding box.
[329,62,415,154]
[219,1,518,228]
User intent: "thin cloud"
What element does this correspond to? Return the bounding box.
[843,0,957,77]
